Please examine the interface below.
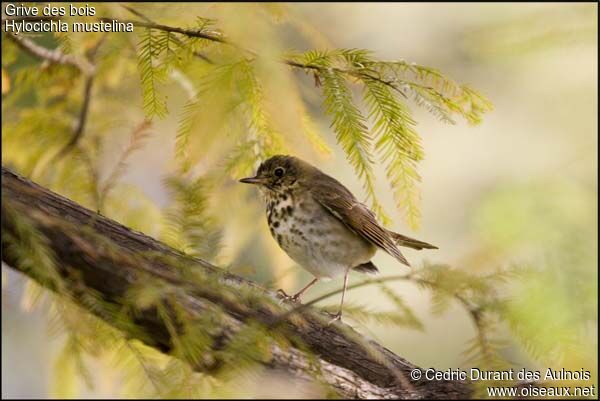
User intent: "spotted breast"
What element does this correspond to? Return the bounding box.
[265,189,376,279]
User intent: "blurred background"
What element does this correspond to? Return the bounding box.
[2,2,597,398]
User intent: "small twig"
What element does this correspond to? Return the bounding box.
[104,17,227,44]
[271,273,413,325]
[54,34,108,160]
[53,75,94,158]
[75,145,102,212]
[86,32,108,60]
[101,16,255,56]
[119,5,213,63]
[4,33,94,74]
[285,59,409,97]
[96,120,153,211]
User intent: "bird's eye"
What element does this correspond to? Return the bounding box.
[274,167,285,177]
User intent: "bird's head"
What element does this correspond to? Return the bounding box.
[239,155,310,193]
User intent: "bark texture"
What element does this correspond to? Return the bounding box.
[1,166,472,399]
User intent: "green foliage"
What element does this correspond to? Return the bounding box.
[96,120,153,210]
[42,288,190,398]
[378,283,424,330]
[215,322,273,377]
[6,227,269,398]
[161,174,223,261]
[371,60,492,125]
[155,298,216,368]
[175,59,288,178]
[411,263,515,370]
[2,216,132,397]
[286,49,491,226]
[175,62,239,172]
[237,60,287,161]
[51,335,86,398]
[364,76,422,228]
[320,65,384,219]
[324,302,422,329]
[137,29,169,119]
[1,205,63,290]
[1,61,78,177]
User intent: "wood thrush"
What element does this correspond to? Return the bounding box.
[240,155,437,322]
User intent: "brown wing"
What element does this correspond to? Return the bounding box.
[310,175,410,267]
[389,231,438,250]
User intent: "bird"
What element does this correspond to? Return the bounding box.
[239,155,437,322]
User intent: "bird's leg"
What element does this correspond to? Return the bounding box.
[328,269,350,324]
[292,277,319,302]
[276,277,319,303]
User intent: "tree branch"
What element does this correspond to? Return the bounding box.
[101,15,406,95]
[4,32,94,74]
[105,17,227,44]
[119,5,213,63]
[54,74,94,157]
[1,166,473,399]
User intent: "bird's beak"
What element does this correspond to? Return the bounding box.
[239,176,267,185]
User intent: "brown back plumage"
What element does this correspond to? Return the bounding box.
[307,168,415,266]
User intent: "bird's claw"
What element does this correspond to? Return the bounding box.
[327,312,342,326]
[276,289,301,303]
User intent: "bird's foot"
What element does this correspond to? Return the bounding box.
[276,289,302,303]
[326,312,342,326]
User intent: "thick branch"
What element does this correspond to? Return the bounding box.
[1,167,472,399]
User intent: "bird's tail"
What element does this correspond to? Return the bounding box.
[353,261,379,274]
[387,231,438,250]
